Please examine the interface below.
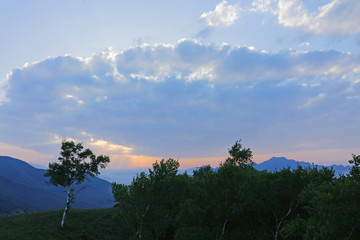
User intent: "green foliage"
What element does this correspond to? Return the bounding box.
[349,154,360,182]
[44,140,110,227]
[223,139,253,166]
[5,139,360,239]
[112,158,191,240]
[44,140,110,188]
[110,141,360,240]
[149,158,180,182]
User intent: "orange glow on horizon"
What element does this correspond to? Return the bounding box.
[1,141,358,170]
[0,142,54,167]
[106,154,225,169]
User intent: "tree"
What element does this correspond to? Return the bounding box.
[112,171,152,239]
[223,140,253,166]
[112,158,190,240]
[147,159,184,240]
[44,140,110,228]
[349,154,360,182]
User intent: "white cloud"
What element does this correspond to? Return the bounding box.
[95,95,107,102]
[278,0,360,36]
[201,1,241,27]
[299,41,310,48]
[64,94,85,105]
[185,65,215,82]
[81,131,92,137]
[1,40,360,167]
[129,73,163,82]
[89,138,133,154]
[200,0,360,38]
[250,0,278,14]
[50,133,78,144]
[278,0,310,27]
[301,92,326,108]
[0,72,11,105]
[51,132,134,155]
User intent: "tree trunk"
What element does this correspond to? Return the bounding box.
[219,218,228,240]
[274,203,292,240]
[61,188,71,228]
[137,204,150,240]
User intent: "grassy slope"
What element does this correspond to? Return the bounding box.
[0,208,121,240]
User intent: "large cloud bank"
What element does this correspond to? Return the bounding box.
[1,39,359,167]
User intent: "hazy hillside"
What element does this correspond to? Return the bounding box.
[0,156,114,214]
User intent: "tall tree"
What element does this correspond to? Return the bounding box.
[44,140,110,228]
[223,140,253,166]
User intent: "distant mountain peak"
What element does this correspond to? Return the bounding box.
[254,156,351,176]
[267,156,297,162]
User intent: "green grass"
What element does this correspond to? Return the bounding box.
[0,208,122,240]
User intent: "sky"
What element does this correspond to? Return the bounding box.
[1,0,360,169]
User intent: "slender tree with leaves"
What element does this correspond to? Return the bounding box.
[44,140,110,228]
[223,139,253,167]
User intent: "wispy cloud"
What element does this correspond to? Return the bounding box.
[89,138,133,154]
[301,92,326,108]
[250,0,278,14]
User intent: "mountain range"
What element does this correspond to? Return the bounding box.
[0,156,352,214]
[99,157,352,184]
[0,156,114,215]
[253,157,352,176]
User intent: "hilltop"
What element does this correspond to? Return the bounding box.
[0,156,114,214]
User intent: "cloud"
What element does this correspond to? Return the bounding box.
[47,132,136,168]
[299,42,310,48]
[200,1,241,27]
[0,72,11,105]
[197,0,360,39]
[301,92,326,108]
[1,40,360,168]
[250,0,278,14]
[89,138,133,154]
[278,0,360,36]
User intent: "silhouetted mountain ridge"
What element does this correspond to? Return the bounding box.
[0,156,114,215]
[253,157,351,176]
[99,157,352,184]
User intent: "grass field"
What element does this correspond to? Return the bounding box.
[0,208,121,240]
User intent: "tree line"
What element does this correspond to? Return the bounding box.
[112,141,360,240]
[44,140,360,239]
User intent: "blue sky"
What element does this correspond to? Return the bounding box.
[1,0,360,169]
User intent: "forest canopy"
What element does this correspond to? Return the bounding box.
[112,141,360,240]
